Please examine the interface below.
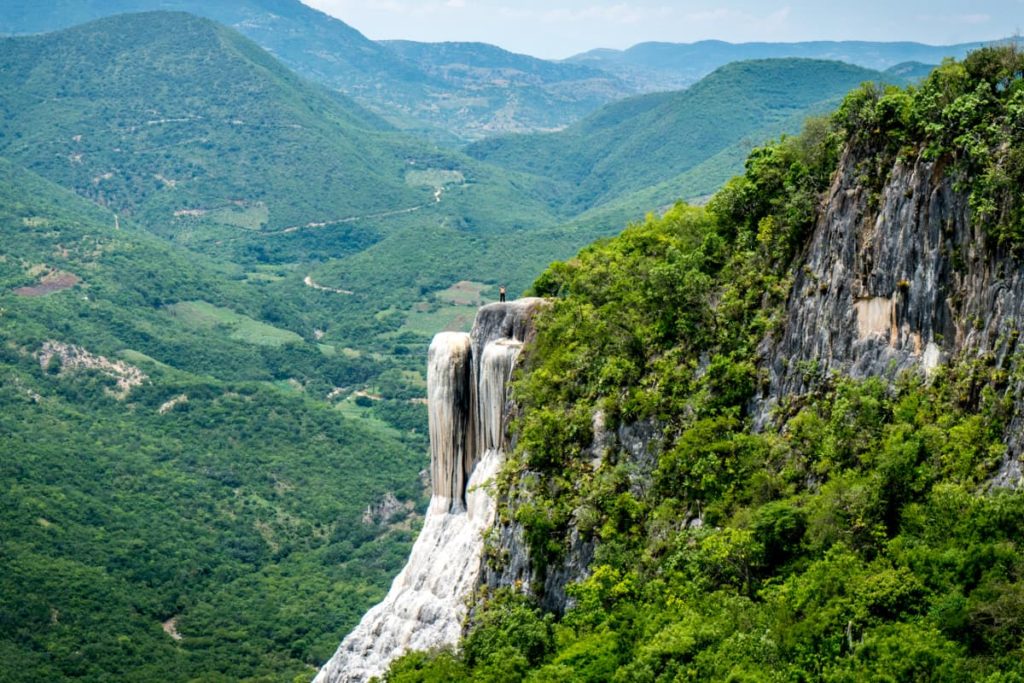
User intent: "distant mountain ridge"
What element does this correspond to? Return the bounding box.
[566,38,997,91]
[0,0,996,139]
[467,58,891,214]
[382,39,633,136]
[0,0,632,139]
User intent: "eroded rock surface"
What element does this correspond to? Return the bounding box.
[314,300,537,683]
[760,150,1024,485]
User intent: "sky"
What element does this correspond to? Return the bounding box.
[301,0,1021,59]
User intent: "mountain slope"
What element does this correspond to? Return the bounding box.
[0,0,635,139]
[382,40,633,136]
[467,59,885,213]
[0,11,430,232]
[0,156,431,681]
[0,0,432,97]
[568,37,992,91]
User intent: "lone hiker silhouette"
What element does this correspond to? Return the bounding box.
[499,285,506,303]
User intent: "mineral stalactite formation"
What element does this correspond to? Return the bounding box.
[427,332,473,514]
[314,299,544,683]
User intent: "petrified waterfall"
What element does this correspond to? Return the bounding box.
[314,300,543,683]
[427,332,474,515]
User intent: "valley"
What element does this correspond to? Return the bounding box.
[0,4,1017,682]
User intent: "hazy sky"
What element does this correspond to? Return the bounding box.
[301,0,1021,59]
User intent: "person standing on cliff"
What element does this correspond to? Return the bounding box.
[499,285,506,303]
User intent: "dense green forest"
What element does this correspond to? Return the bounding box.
[0,157,432,680]
[382,47,1024,682]
[3,7,1013,683]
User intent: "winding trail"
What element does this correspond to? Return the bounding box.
[274,204,426,236]
[204,182,450,247]
[304,275,353,295]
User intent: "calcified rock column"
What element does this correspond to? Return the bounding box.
[314,300,541,683]
[428,332,474,514]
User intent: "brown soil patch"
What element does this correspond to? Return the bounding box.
[14,271,81,297]
[162,616,183,641]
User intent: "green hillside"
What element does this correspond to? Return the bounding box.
[0,11,429,232]
[467,59,885,213]
[384,46,1024,683]
[0,157,434,680]
[0,0,436,109]
[0,0,635,140]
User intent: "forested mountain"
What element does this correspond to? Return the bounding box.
[467,59,887,213]
[371,45,1024,683]
[0,0,634,139]
[0,157,431,680]
[568,37,992,91]
[0,11,432,231]
[0,0,432,101]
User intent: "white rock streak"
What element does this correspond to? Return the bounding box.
[477,339,522,455]
[314,316,525,683]
[428,333,474,515]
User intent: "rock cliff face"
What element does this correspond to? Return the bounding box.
[321,143,1024,682]
[479,417,663,613]
[314,299,544,683]
[760,148,1024,486]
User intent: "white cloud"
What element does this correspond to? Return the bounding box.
[915,11,994,25]
[680,5,791,31]
[499,3,675,25]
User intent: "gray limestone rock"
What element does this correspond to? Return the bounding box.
[759,148,1023,485]
[314,300,539,683]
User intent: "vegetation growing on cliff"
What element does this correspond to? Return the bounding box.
[835,44,1024,244]
[383,46,1024,682]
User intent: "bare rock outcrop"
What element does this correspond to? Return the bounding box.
[314,300,539,683]
[760,149,1024,486]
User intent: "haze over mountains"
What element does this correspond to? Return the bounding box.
[0,0,995,139]
[568,38,991,91]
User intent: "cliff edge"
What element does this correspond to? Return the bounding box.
[314,299,544,683]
